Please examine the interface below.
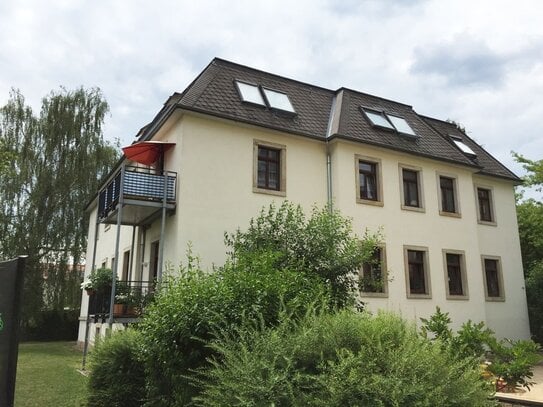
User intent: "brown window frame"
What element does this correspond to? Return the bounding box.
[482,255,505,301]
[399,164,425,212]
[360,246,387,297]
[355,155,383,206]
[442,250,469,300]
[475,185,496,225]
[404,246,431,298]
[253,140,286,196]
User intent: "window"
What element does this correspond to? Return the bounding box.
[361,107,417,136]
[362,109,395,130]
[360,247,387,296]
[253,140,286,196]
[262,88,295,113]
[450,135,477,157]
[400,165,424,211]
[443,250,468,299]
[355,156,383,205]
[438,175,459,216]
[476,187,495,224]
[122,250,130,281]
[482,256,505,301]
[235,81,266,106]
[404,246,431,298]
[388,115,416,136]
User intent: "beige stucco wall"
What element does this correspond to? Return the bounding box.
[78,112,530,343]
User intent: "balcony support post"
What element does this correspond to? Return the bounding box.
[108,164,125,327]
[157,172,168,282]
[82,213,100,370]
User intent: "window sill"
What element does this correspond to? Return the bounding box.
[446,295,469,301]
[439,211,461,218]
[478,219,497,227]
[401,205,425,213]
[485,296,505,302]
[356,198,384,207]
[406,293,432,299]
[252,187,286,197]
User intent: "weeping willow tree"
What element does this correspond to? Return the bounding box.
[0,88,119,325]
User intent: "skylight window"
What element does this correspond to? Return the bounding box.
[363,109,395,130]
[236,81,265,106]
[262,88,295,113]
[450,135,477,156]
[388,115,416,136]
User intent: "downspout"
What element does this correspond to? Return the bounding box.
[325,94,338,210]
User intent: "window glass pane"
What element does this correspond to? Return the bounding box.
[363,110,395,129]
[408,250,426,294]
[359,161,377,201]
[484,259,500,297]
[478,188,492,221]
[403,170,420,207]
[237,81,265,105]
[453,139,476,156]
[360,248,383,293]
[262,89,295,112]
[388,115,416,136]
[446,253,463,296]
[440,177,455,213]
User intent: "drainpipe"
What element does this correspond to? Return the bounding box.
[325,95,338,210]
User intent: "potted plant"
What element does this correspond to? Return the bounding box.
[114,281,130,315]
[80,279,94,295]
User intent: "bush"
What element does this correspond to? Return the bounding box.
[138,253,329,406]
[87,329,146,407]
[196,309,494,406]
[225,201,380,307]
[421,307,542,390]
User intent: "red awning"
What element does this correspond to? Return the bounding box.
[121,141,175,166]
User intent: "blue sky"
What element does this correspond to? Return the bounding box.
[1,0,542,187]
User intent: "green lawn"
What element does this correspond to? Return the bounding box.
[15,342,88,407]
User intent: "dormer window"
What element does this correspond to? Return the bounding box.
[362,109,395,130]
[450,135,476,157]
[235,80,296,114]
[262,88,295,113]
[361,107,417,137]
[235,81,266,106]
[388,115,416,136]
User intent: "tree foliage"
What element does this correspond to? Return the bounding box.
[225,201,381,308]
[0,88,119,321]
[513,153,543,343]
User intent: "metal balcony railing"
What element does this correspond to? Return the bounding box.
[87,280,156,319]
[98,166,177,221]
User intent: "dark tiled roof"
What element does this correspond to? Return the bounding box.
[141,57,518,182]
[177,59,335,140]
[421,116,520,182]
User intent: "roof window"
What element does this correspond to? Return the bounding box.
[262,88,295,113]
[361,107,417,136]
[235,81,266,106]
[450,135,477,156]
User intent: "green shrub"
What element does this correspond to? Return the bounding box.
[138,253,329,406]
[87,329,146,407]
[421,306,542,390]
[225,201,380,307]
[196,310,494,407]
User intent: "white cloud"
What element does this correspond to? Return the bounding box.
[0,0,542,182]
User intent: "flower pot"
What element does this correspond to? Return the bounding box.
[85,288,96,296]
[113,303,125,316]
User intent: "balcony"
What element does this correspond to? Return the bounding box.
[98,166,177,226]
[87,280,155,323]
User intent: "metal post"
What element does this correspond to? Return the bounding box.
[82,214,100,370]
[129,226,136,281]
[157,171,168,282]
[140,226,146,282]
[108,165,125,327]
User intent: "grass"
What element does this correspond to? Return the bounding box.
[15,341,88,407]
